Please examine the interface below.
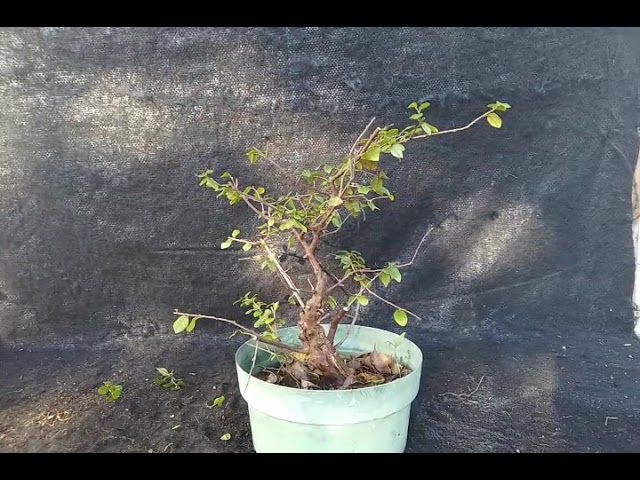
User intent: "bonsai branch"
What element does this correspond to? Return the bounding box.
[327,307,348,344]
[348,117,377,161]
[411,109,496,140]
[172,310,303,353]
[334,299,363,349]
[326,224,435,295]
[397,225,435,268]
[260,240,305,307]
[363,288,422,321]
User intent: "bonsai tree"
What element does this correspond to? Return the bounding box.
[173,101,511,390]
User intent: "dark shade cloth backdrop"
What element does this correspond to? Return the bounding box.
[1,27,639,453]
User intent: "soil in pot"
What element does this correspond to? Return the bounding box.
[252,336,413,391]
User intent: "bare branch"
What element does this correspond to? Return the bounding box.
[260,240,305,308]
[173,310,303,353]
[342,126,381,197]
[411,109,496,140]
[326,268,383,294]
[348,117,376,160]
[397,225,435,268]
[327,307,348,343]
[322,212,353,237]
[238,191,264,217]
[242,340,260,394]
[334,287,364,349]
[364,288,422,321]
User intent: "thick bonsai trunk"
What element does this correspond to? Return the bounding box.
[298,302,348,384]
[297,231,348,384]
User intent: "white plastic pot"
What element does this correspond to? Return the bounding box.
[235,324,423,453]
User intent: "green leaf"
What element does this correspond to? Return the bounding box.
[323,165,332,174]
[288,236,296,249]
[242,243,252,252]
[388,265,402,283]
[379,272,391,288]
[279,219,295,231]
[256,187,265,195]
[362,146,381,162]
[327,196,344,207]
[420,122,432,136]
[267,218,275,227]
[389,144,405,160]
[231,229,240,238]
[408,102,418,110]
[487,112,502,129]
[292,220,308,233]
[419,102,431,111]
[197,170,213,178]
[371,177,384,195]
[327,296,337,310]
[409,113,423,121]
[221,239,233,249]
[97,385,109,395]
[186,317,198,333]
[360,158,378,171]
[156,367,170,377]
[489,101,511,112]
[172,425,182,431]
[331,213,342,228]
[111,387,122,400]
[356,295,369,306]
[213,396,225,407]
[357,185,371,194]
[247,148,260,164]
[173,316,190,334]
[423,123,438,133]
[220,433,231,441]
[394,310,408,327]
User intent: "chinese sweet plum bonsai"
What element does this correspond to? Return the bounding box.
[173,101,511,390]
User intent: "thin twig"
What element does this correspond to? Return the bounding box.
[326,225,435,295]
[322,212,354,236]
[397,225,435,268]
[243,340,260,395]
[364,288,422,321]
[411,109,496,140]
[605,416,618,427]
[334,287,364,349]
[438,375,485,399]
[172,310,302,353]
[333,305,361,350]
[260,240,305,307]
[348,117,377,160]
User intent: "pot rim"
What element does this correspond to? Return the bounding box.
[234,324,423,395]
